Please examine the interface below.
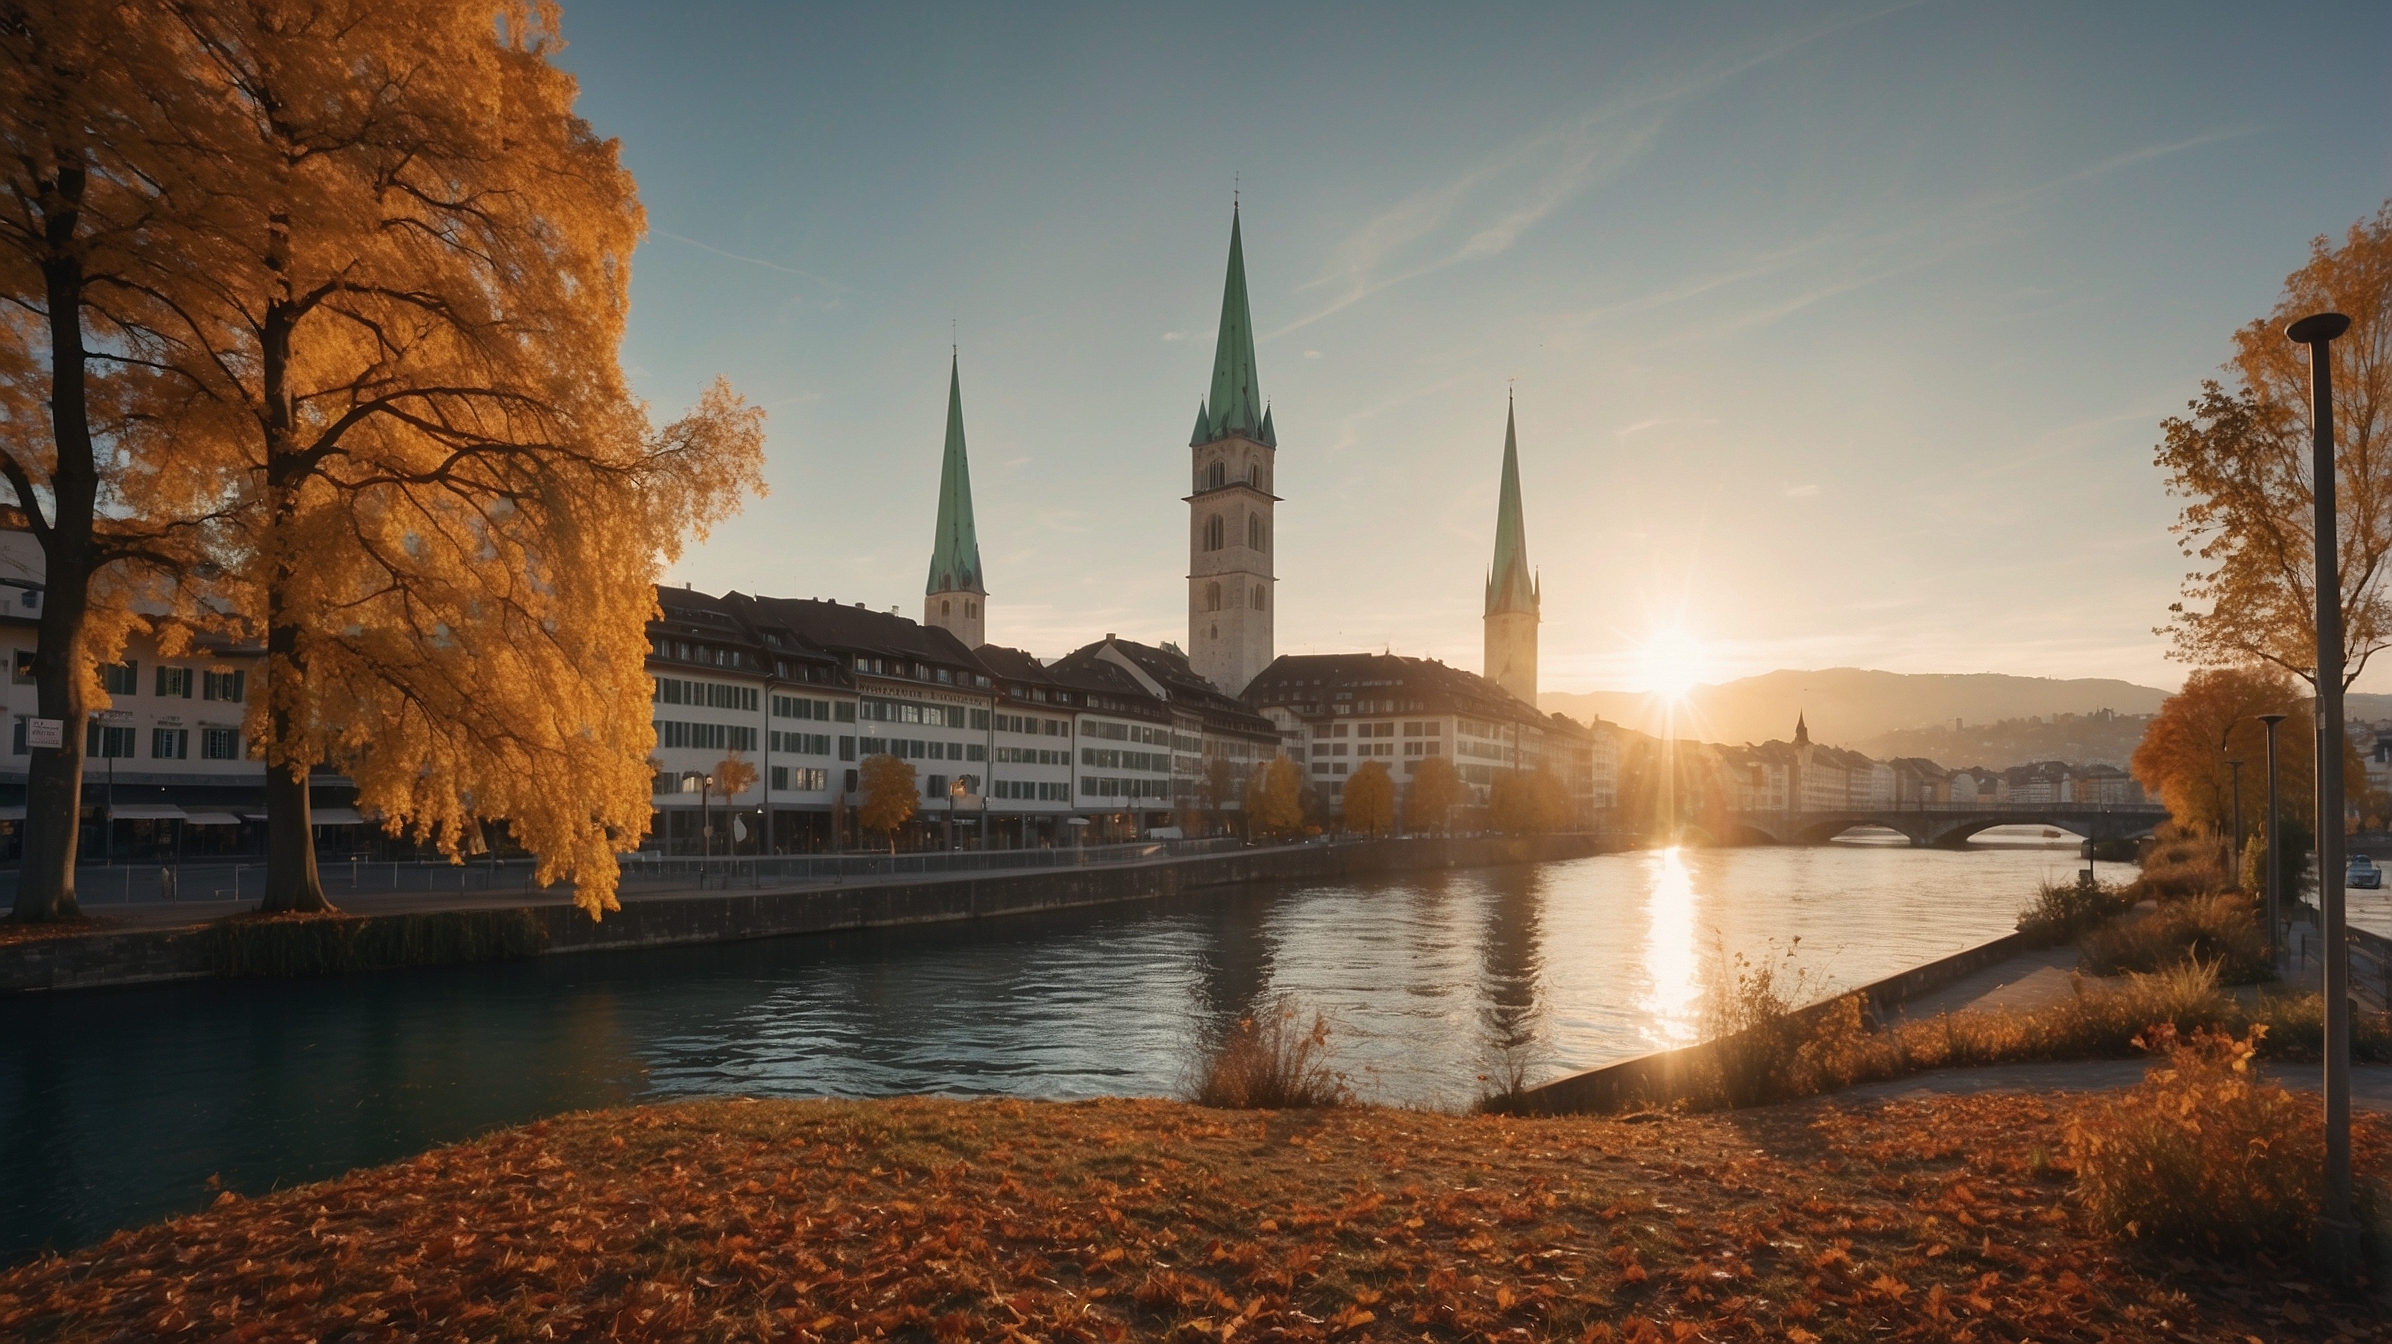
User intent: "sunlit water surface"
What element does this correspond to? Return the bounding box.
[2,842,2099,1259]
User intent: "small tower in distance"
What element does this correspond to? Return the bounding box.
[1186,204,1278,695]
[1483,395,1540,705]
[924,351,986,647]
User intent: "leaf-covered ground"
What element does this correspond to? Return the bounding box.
[1,1094,2383,1342]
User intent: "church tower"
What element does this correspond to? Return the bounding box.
[1483,395,1540,705]
[924,352,986,647]
[1186,205,1277,695]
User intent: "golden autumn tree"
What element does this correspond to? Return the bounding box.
[710,750,759,853]
[856,753,917,852]
[1342,760,1394,836]
[0,4,248,920]
[2158,203,2392,688]
[1243,756,1303,839]
[2129,665,2353,839]
[1403,755,1464,835]
[142,1,763,916]
[1488,767,1570,835]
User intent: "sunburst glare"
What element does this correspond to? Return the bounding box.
[1632,628,1711,703]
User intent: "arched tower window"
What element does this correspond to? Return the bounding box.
[1205,515,1224,551]
[1207,461,1226,490]
[1206,582,1221,612]
[1246,514,1261,549]
[966,601,976,618]
[1252,584,1266,610]
[1247,463,1259,486]
[941,600,951,618]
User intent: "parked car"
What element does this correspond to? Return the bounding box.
[2349,854,2382,889]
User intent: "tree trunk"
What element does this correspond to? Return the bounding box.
[253,212,330,915]
[11,158,102,923]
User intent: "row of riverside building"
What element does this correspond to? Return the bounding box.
[0,206,1614,860]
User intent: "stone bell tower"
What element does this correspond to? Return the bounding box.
[1186,204,1278,695]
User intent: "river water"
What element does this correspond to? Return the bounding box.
[1,839,2096,1261]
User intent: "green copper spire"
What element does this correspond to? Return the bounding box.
[1198,206,1271,446]
[925,352,984,596]
[1485,395,1539,618]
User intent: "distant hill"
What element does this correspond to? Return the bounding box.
[1541,668,2170,749]
[1856,712,2153,771]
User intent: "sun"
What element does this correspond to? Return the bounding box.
[1633,628,1710,703]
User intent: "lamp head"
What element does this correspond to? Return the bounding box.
[2257,713,2288,727]
[2286,312,2351,345]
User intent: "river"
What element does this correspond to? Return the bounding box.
[1,838,2096,1261]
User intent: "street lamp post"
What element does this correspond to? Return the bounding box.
[2257,713,2287,966]
[699,772,715,881]
[2227,758,2244,873]
[2287,308,2356,1276]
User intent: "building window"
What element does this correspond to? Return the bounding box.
[102,661,139,696]
[202,669,247,703]
[941,600,951,619]
[1251,584,1265,610]
[1207,461,1225,490]
[152,727,188,760]
[10,651,31,685]
[85,724,136,758]
[202,727,242,760]
[156,666,194,698]
[1247,514,1261,549]
[1205,514,1224,551]
[1205,581,1221,612]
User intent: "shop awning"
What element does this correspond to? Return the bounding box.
[183,811,242,826]
[310,807,365,826]
[109,805,187,821]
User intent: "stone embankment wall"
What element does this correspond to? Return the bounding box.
[1,834,1606,993]
[1513,929,2039,1115]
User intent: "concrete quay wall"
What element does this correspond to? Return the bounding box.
[2,834,1608,993]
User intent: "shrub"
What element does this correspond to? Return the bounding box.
[2068,1025,2322,1257]
[2129,847,2231,901]
[2078,892,2272,984]
[2015,877,2131,947]
[1187,994,1350,1109]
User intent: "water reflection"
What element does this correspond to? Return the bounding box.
[1640,846,1703,1046]
[2,843,2092,1261]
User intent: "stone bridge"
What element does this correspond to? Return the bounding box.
[1721,802,2170,849]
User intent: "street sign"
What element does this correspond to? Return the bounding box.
[99,710,133,724]
[25,718,60,749]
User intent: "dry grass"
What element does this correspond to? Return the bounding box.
[2068,1024,2333,1259]
[1628,960,2392,1116]
[6,1092,2389,1341]
[1186,993,1352,1110]
[2078,892,2272,983]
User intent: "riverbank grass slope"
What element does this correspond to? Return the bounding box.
[3,1094,2383,1341]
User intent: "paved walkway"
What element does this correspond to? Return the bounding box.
[1894,944,2085,1018]
[1837,1059,2392,1111]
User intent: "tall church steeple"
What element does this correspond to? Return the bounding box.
[1187,204,1278,695]
[924,351,986,647]
[1483,394,1540,705]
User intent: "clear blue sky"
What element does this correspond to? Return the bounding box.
[551,1,2391,695]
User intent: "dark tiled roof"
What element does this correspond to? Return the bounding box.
[1053,638,1281,740]
[738,595,984,674]
[1241,652,1572,735]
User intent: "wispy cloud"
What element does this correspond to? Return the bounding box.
[1269,4,1930,339]
[653,230,853,292]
